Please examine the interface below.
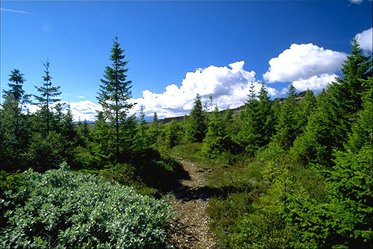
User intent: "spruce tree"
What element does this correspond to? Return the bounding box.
[0,69,30,171]
[135,105,148,148]
[165,120,183,148]
[294,90,317,133]
[97,36,134,162]
[34,61,62,135]
[189,94,207,143]
[235,83,273,155]
[272,85,298,150]
[152,112,159,124]
[332,39,371,116]
[91,112,114,165]
[3,69,30,104]
[291,41,371,165]
[76,119,91,148]
[201,106,227,157]
[256,83,274,147]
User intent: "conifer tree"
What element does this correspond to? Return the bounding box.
[3,69,30,104]
[201,106,227,157]
[76,119,91,148]
[291,41,371,165]
[325,90,373,247]
[235,83,273,155]
[138,105,146,126]
[294,90,317,133]
[272,85,298,149]
[189,94,207,143]
[97,37,134,162]
[256,83,274,146]
[165,120,183,148]
[135,105,148,148]
[332,39,371,116]
[0,69,30,171]
[91,111,113,165]
[34,61,61,135]
[152,112,159,124]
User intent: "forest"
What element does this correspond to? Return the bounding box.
[0,37,372,248]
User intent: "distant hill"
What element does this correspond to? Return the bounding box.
[158,90,311,124]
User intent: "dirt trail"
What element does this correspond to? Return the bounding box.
[168,160,220,249]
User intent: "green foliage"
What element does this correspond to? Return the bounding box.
[235,83,274,155]
[97,36,134,162]
[25,132,65,172]
[34,60,62,135]
[75,119,91,147]
[291,91,344,165]
[0,69,31,172]
[291,41,371,166]
[347,77,373,152]
[327,146,373,247]
[0,166,172,248]
[271,85,299,150]
[90,111,115,165]
[188,94,207,143]
[165,120,184,148]
[0,94,30,171]
[201,107,228,157]
[295,90,317,133]
[3,69,30,104]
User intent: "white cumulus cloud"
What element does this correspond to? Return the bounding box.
[25,100,101,122]
[349,0,364,4]
[133,61,276,119]
[355,27,373,52]
[292,74,338,92]
[68,100,101,122]
[263,43,346,83]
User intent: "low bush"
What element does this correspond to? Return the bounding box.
[0,164,172,248]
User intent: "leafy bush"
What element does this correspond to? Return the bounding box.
[0,164,172,248]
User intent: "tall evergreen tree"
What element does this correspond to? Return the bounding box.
[235,83,273,155]
[332,39,371,117]
[256,83,275,146]
[138,105,146,126]
[294,90,317,133]
[165,120,183,148]
[3,69,30,104]
[189,94,207,143]
[325,89,373,247]
[201,106,227,157]
[291,41,371,165]
[34,61,61,135]
[97,36,134,162]
[152,112,159,124]
[271,85,298,150]
[135,105,148,148]
[0,69,30,171]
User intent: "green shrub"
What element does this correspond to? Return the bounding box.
[0,164,172,248]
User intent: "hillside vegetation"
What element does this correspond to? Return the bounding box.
[1,38,372,248]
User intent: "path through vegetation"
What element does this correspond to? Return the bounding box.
[167,160,220,249]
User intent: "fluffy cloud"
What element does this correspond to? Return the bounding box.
[25,100,101,122]
[292,74,338,92]
[68,100,101,122]
[133,61,276,119]
[349,0,364,4]
[263,43,346,83]
[355,27,373,52]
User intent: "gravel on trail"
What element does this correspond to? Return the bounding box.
[167,160,221,249]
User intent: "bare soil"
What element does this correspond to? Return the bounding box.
[167,160,221,249]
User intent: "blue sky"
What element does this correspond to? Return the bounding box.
[1,0,372,120]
